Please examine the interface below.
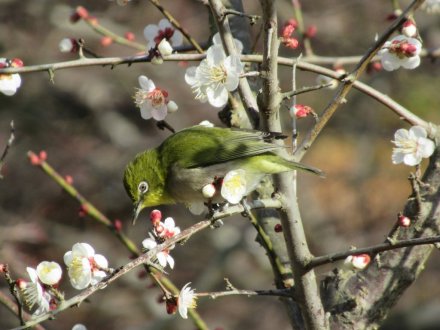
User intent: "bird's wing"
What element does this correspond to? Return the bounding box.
[160,126,286,169]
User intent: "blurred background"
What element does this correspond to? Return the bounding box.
[0,0,439,329]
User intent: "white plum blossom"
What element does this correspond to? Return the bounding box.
[20,267,46,310]
[134,75,177,121]
[0,58,22,96]
[422,0,440,14]
[185,45,243,108]
[36,261,62,286]
[142,236,175,269]
[391,126,435,166]
[178,283,197,319]
[221,169,247,204]
[155,217,181,239]
[379,35,422,71]
[64,243,109,290]
[144,19,183,50]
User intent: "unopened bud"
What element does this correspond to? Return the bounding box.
[59,38,79,53]
[124,32,135,41]
[344,254,371,270]
[100,36,113,47]
[290,104,313,119]
[402,20,417,38]
[157,39,173,56]
[167,100,178,113]
[150,209,162,225]
[304,25,317,39]
[398,215,411,227]
[274,224,283,233]
[202,183,216,199]
[113,219,123,232]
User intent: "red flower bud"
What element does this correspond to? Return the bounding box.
[124,32,135,41]
[113,219,123,232]
[100,36,113,47]
[274,224,283,233]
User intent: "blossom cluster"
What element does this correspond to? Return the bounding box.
[12,243,109,318]
[142,210,180,269]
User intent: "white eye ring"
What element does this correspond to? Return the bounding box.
[138,181,149,194]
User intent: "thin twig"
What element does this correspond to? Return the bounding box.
[0,54,428,130]
[294,0,427,161]
[306,234,440,270]
[0,121,15,179]
[221,9,260,25]
[2,265,25,326]
[0,291,46,330]
[148,0,204,53]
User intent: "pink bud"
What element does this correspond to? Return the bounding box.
[70,6,89,23]
[402,20,417,38]
[100,36,113,47]
[78,204,89,217]
[39,151,47,161]
[346,254,371,270]
[28,152,41,166]
[0,264,6,273]
[398,215,411,227]
[283,37,299,49]
[282,24,296,39]
[150,209,162,225]
[291,104,312,119]
[64,175,74,185]
[124,32,135,41]
[304,25,317,39]
[16,279,27,290]
[11,58,24,68]
[113,219,123,232]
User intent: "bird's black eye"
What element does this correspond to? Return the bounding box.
[138,181,149,194]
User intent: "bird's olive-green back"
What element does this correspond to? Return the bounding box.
[158,126,284,169]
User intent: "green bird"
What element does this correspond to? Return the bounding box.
[123,125,323,223]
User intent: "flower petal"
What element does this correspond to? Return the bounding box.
[402,56,420,69]
[206,86,228,108]
[184,66,198,85]
[170,30,183,47]
[140,107,153,120]
[138,75,155,91]
[142,238,157,250]
[418,138,435,158]
[158,18,172,30]
[152,106,168,121]
[403,153,421,166]
[409,126,427,139]
[144,24,159,42]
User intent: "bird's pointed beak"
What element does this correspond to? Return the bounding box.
[132,198,144,225]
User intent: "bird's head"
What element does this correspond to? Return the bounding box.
[123,149,174,224]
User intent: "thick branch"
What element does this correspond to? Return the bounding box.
[258,1,327,329]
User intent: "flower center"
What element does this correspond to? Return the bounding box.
[389,40,418,58]
[135,88,168,108]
